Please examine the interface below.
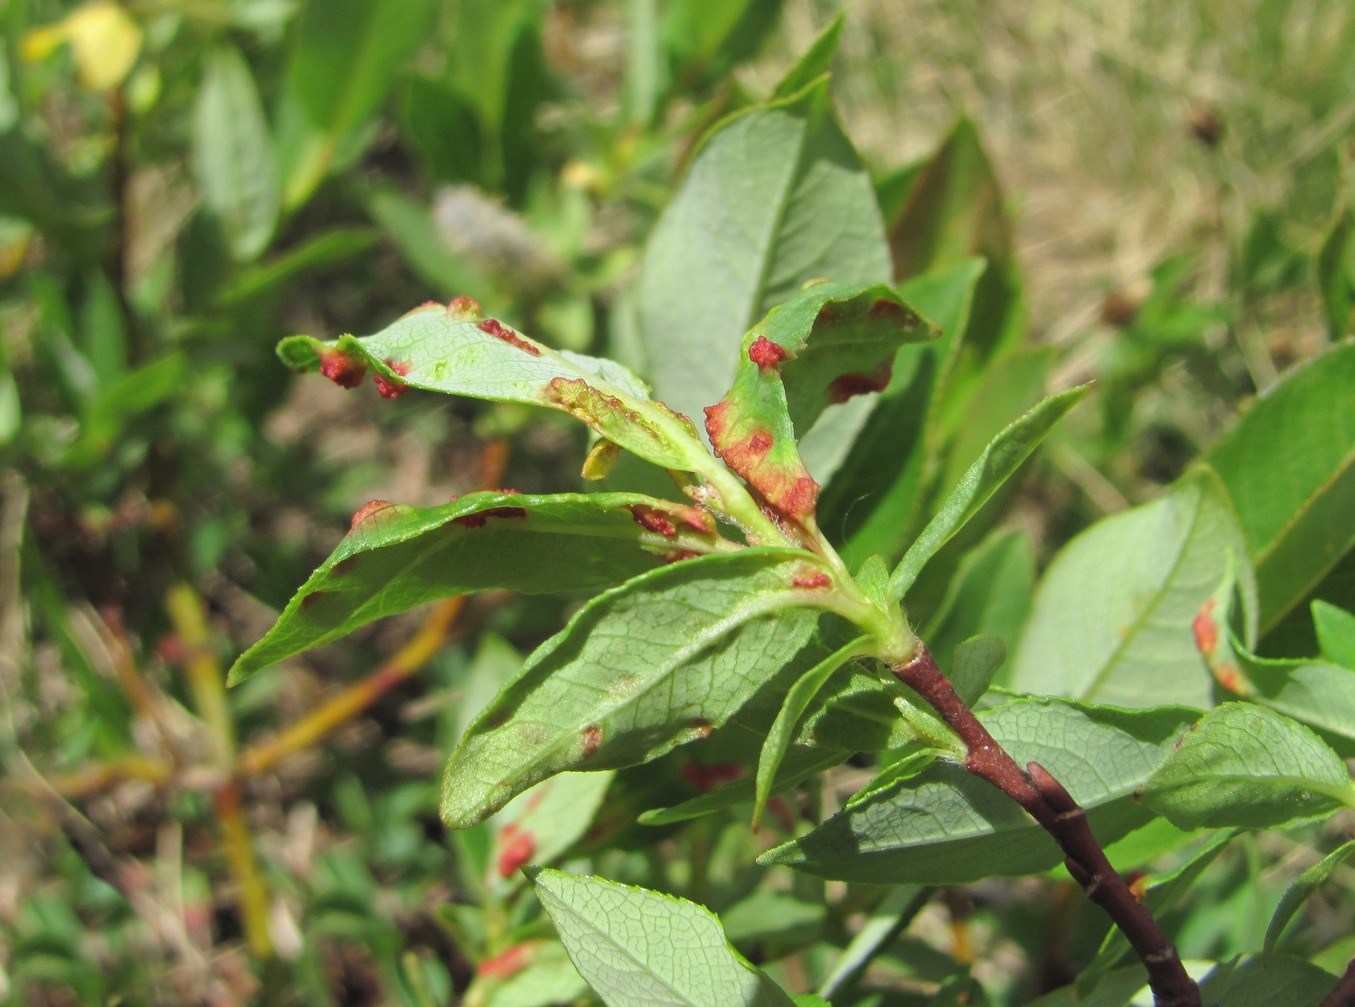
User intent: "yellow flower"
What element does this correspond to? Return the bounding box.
[23,1,142,92]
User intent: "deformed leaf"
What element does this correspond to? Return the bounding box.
[888,384,1088,600]
[1009,469,1257,709]
[278,302,713,475]
[1138,703,1355,830]
[442,549,825,828]
[758,698,1197,884]
[228,491,705,684]
[531,869,796,1007]
[704,282,936,522]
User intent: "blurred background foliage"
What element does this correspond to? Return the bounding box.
[1,0,1352,1004]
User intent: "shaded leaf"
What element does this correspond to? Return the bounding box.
[1201,339,1355,635]
[531,869,796,1007]
[1139,703,1355,830]
[758,698,1197,884]
[924,529,1035,681]
[228,492,696,684]
[442,549,823,828]
[1314,599,1355,669]
[1009,470,1257,708]
[637,746,843,827]
[638,77,889,427]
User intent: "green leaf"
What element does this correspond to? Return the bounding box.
[218,228,377,307]
[465,939,591,1007]
[441,549,823,828]
[1265,837,1355,953]
[1139,703,1355,830]
[758,698,1197,884]
[753,636,871,827]
[363,186,495,305]
[1201,339,1355,635]
[816,259,986,566]
[888,384,1088,600]
[704,281,936,521]
[637,746,843,826]
[1009,470,1257,708]
[276,0,439,210]
[948,635,1006,707]
[531,869,796,1007]
[1197,954,1342,1007]
[1314,599,1355,669]
[228,491,695,684]
[637,77,890,428]
[193,45,278,262]
[1317,203,1354,338]
[660,0,785,100]
[278,303,713,476]
[815,887,928,1001]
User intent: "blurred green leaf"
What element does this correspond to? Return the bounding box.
[1265,837,1355,953]
[228,492,680,684]
[276,0,438,210]
[759,698,1197,884]
[442,549,822,827]
[193,44,278,262]
[1010,470,1257,708]
[1140,703,1355,829]
[1198,954,1342,1006]
[771,13,843,100]
[531,869,797,1007]
[923,529,1035,680]
[661,0,785,99]
[1317,203,1354,337]
[1201,339,1355,636]
[218,227,378,307]
[486,771,615,888]
[637,77,889,427]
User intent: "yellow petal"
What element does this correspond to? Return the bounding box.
[23,2,142,91]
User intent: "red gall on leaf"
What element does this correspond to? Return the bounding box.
[628,504,678,538]
[1191,598,1218,655]
[827,366,891,403]
[496,823,537,878]
[580,723,603,758]
[374,359,412,399]
[477,944,534,981]
[478,317,540,355]
[317,347,367,389]
[748,334,788,370]
[447,295,483,320]
[792,571,832,589]
[453,507,528,529]
[350,499,396,532]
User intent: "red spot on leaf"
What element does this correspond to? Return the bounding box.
[317,348,367,389]
[867,298,908,320]
[350,499,395,532]
[374,359,412,399]
[580,723,603,758]
[1192,598,1218,655]
[478,318,540,355]
[629,504,677,538]
[687,718,713,739]
[454,506,528,529]
[332,557,358,577]
[792,572,832,589]
[662,549,700,564]
[679,507,715,535]
[417,300,441,309]
[478,944,533,981]
[748,335,787,370]
[447,295,483,320]
[828,367,891,403]
[680,761,742,792]
[781,476,819,518]
[300,591,327,610]
[496,824,536,878]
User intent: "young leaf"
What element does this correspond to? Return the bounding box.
[277,302,712,476]
[1200,339,1355,635]
[704,281,936,522]
[441,549,825,828]
[637,76,890,428]
[1138,703,1355,830]
[1264,837,1355,953]
[228,492,702,684]
[758,698,1197,884]
[771,13,843,100]
[531,869,797,1007]
[923,529,1035,678]
[753,636,872,827]
[193,45,278,262]
[1009,469,1257,709]
[888,384,1088,600]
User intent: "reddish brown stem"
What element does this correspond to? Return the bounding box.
[1320,959,1355,1007]
[891,643,1199,1007]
